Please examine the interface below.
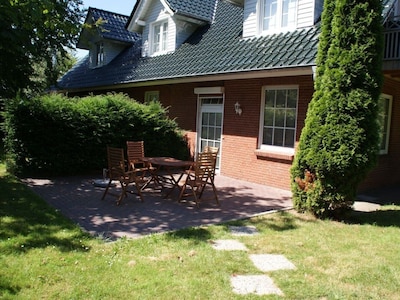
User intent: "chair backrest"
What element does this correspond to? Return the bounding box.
[195,151,215,181]
[202,146,219,176]
[202,146,219,156]
[126,141,145,165]
[107,146,126,179]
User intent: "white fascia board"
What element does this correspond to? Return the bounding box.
[159,0,175,15]
[126,0,147,32]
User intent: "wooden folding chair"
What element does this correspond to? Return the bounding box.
[126,141,158,189]
[101,146,146,205]
[202,145,219,183]
[178,151,219,207]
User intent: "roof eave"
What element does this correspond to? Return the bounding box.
[60,65,315,93]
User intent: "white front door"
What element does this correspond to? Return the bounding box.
[198,96,223,171]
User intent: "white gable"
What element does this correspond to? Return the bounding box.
[140,0,175,56]
[243,0,322,38]
[129,0,206,57]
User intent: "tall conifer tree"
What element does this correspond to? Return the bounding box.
[291,0,384,217]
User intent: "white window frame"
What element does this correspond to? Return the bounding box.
[150,19,168,56]
[378,93,393,155]
[259,0,297,34]
[95,42,104,67]
[259,85,298,154]
[144,91,159,103]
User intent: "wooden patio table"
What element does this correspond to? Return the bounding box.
[142,157,194,198]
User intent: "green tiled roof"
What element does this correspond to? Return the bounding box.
[59,1,319,90]
[166,0,218,22]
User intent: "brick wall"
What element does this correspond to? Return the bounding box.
[221,76,314,189]
[73,73,399,192]
[358,76,400,191]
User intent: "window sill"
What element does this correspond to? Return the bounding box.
[255,148,294,162]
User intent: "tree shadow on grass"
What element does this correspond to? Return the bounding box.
[0,174,92,254]
[345,207,400,227]
[0,276,21,298]
[223,211,318,232]
[165,227,212,244]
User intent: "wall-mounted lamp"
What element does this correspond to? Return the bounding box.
[234,101,242,116]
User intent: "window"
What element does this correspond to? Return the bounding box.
[152,20,168,55]
[261,87,298,149]
[378,94,393,154]
[144,91,159,103]
[261,0,297,33]
[96,42,104,67]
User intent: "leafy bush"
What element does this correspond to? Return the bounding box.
[290,0,383,218]
[2,93,190,175]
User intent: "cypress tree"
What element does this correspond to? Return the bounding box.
[290,0,384,218]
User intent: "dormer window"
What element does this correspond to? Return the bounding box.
[151,20,168,55]
[96,42,104,67]
[261,0,297,33]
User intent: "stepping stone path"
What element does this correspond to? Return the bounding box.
[211,239,248,251]
[212,225,296,296]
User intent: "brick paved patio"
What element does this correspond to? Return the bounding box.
[22,174,293,240]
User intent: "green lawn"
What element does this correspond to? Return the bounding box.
[1,163,399,299]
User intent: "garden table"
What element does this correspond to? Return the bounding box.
[142,157,194,198]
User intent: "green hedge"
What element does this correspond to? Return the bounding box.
[2,93,190,175]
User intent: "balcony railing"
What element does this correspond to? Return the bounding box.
[384,16,400,60]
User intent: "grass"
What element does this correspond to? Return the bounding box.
[1,162,400,299]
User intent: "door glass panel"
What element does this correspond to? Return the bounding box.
[198,96,223,171]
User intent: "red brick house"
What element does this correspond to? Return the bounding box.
[59,0,400,192]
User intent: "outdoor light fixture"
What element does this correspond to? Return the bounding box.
[234,101,242,116]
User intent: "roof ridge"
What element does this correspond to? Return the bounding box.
[88,6,130,19]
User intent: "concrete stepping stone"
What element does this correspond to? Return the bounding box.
[250,254,296,272]
[228,225,259,236]
[210,239,248,251]
[230,274,283,296]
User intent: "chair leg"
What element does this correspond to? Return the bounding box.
[117,181,128,205]
[178,181,187,202]
[135,180,144,202]
[191,186,200,208]
[101,179,113,200]
[211,183,220,206]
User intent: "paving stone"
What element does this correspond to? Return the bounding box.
[211,239,248,251]
[228,225,259,236]
[250,254,296,272]
[231,274,283,296]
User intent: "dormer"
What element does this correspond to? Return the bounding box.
[77,8,139,68]
[126,0,218,57]
[242,0,323,38]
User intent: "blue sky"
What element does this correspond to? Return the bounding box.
[81,0,136,15]
[75,0,137,58]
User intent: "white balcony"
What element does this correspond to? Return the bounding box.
[384,16,400,60]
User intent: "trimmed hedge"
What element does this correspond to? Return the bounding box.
[3,93,190,175]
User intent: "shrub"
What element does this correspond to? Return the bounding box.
[3,93,190,175]
[290,0,384,218]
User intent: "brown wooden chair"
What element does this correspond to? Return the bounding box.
[126,141,158,189]
[178,151,219,207]
[126,141,146,168]
[201,146,219,195]
[202,146,219,179]
[101,146,146,205]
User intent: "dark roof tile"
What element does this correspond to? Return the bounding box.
[89,8,138,44]
[166,0,217,22]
